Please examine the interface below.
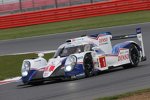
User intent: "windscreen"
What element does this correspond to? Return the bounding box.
[54,44,93,58]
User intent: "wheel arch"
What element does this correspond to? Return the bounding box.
[112,41,141,54]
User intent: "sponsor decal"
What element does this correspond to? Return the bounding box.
[119,49,128,54]
[118,54,129,61]
[99,37,108,45]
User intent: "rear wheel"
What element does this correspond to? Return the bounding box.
[84,53,94,77]
[123,44,140,69]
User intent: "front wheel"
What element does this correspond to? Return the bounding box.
[123,44,140,69]
[84,53,94,77]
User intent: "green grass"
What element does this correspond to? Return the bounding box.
[0,53,54,80]
[0,10,150,79]
[95,88,150,100]
[0,10,150,40]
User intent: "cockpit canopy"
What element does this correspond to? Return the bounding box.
[54,43,95,58]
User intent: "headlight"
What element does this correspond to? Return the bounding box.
[22,61,30,76]
[24,61,30,71]
[65,55,77,72]
[65,66,72,72]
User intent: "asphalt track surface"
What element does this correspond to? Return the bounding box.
[0,22,150,100]
[0,22,149,55]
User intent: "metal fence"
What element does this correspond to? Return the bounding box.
[0,0,109,15]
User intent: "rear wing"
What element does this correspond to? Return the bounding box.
[112,28,142,40]
[112,28,146,60]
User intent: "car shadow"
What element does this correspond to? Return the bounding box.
[17,79,69,89]
[17,63,148,89]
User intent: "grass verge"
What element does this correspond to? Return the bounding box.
[0,53,54,80]
[96,88,150,100]
[0,10,150,40]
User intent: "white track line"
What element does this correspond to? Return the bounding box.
[0,50,56,56]
[0,77,21,85]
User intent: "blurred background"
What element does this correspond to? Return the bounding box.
[0,0,108,15]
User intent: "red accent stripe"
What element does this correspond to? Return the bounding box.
[0,81,12,85]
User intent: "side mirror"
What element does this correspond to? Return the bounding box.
[38,53,44,58]
[57,56,61,59]
[92,47,99,51]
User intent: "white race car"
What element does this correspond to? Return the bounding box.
[21,28,146,85]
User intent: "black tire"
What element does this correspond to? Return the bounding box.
[123,44,140,69]
[84,53,94,77]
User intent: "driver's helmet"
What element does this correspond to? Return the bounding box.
[63,49,68,54]
[76,47,81,53]
[84,44,91,51]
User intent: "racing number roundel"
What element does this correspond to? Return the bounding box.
[98,56,106,68]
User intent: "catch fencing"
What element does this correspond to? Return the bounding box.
[0,0,149,29]
[0,0,108,15]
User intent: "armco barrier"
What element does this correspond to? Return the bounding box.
[0,0,150,29]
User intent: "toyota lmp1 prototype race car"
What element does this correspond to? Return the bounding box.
[21,28,146,85]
